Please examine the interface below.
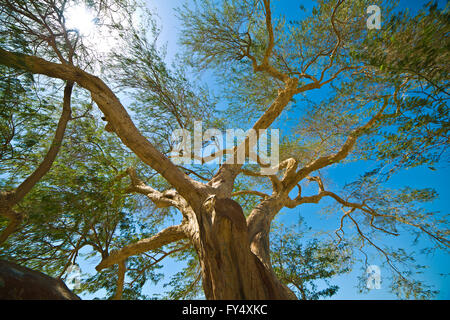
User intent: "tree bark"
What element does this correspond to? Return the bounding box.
[189,196,296,299]
[0,260,80,300]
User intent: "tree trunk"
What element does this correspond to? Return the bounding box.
[0,260,80,300]
[190,197,296,299]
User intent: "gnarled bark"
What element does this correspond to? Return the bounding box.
[188,196,296,299]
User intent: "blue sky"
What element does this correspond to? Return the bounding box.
[74,0,449,299]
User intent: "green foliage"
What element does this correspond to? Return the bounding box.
[177,0,264,69]
[161,246,203,300]
[355,1,449,171]
[271,220,353,299]
[0,111,177,298]
[355,246,440,300]
[0,75,65,188]
[360,1,449,91]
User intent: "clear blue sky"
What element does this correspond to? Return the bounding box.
[76,0,449,299]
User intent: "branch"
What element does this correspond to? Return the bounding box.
[285,176,450,248]
[15,81,73,202]
[324,186,450,248]
[261,0,274,66]
[125,167,179,209]
[95,224,187,271]
[240,168,281,191]
[0,47,207,206]
[0,81,74,244]
[293,98,389,183]
[231,190,270,199]
[128,243,190,288]
[176,166,210,182]
[241,0,289,82]
[112,260,126,300]
[208,77,299,194]
[0,207,24,244]
[346,212,406,279]
[317,0,345,83]
[334,207,355,244]
[278,158,298,181]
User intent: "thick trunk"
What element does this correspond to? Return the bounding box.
[0,260,80,300]
[189,197,296,300]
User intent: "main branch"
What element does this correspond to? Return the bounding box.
[0,48,208,208]
[95,224,187,271]
[0,81,73,244]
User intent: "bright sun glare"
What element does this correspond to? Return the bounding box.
[65,5,96,36]
[63,3,138,58]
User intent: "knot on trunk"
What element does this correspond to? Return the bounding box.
[203,195,247,232]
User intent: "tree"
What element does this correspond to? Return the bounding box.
[0,0,448,299]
